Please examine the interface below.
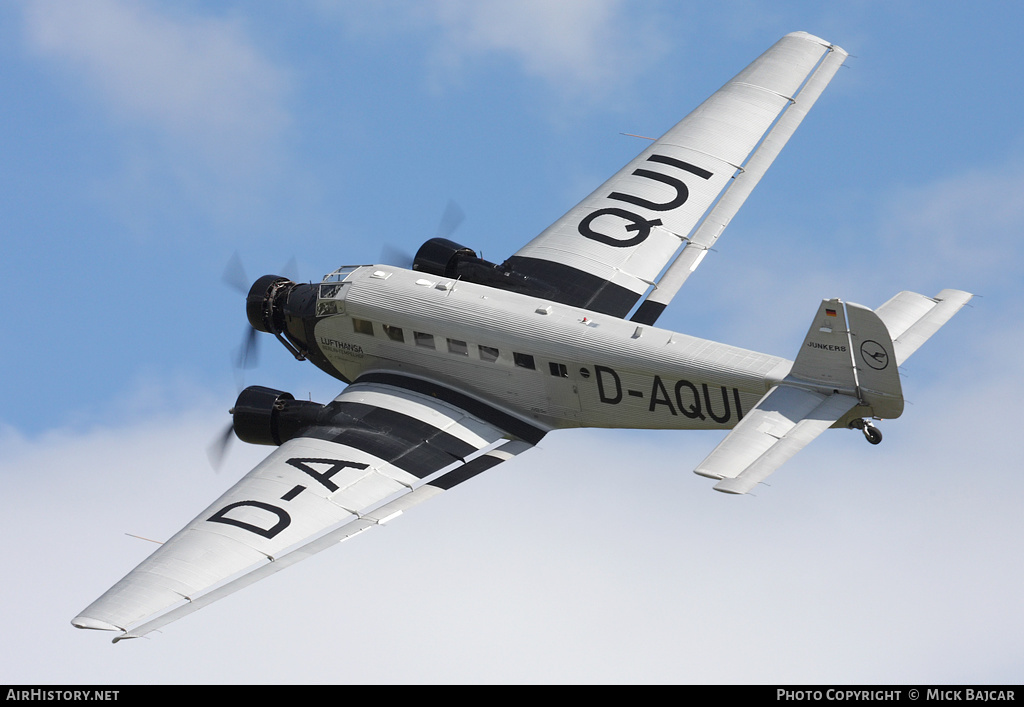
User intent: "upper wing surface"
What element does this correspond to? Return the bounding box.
[72,373,544,640]
[504,32,847,321]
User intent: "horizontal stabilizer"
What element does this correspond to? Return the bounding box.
[874,289,973,366]
[694,385,858,494]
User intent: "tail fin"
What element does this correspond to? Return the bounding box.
[787,290,972,420]
[693,289,971,494]
[788,298,903,419]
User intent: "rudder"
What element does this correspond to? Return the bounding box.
[788,298,903,419]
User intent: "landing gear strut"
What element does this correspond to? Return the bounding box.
[850,418,883,445]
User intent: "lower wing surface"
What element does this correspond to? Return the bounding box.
[72,373,544,640]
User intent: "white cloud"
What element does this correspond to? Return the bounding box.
[318,0,666,96]
[429,0,659,90]
[876,159,1024,295]
[19,0,295,228]
[22,0,289,160]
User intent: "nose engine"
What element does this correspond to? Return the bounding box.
[246,274,294,335]
[244,274,314,361]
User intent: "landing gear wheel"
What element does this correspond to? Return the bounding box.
[850,418,883,445]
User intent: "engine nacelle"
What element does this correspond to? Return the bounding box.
[232,386,324,446]
[413,238,476,278]
[412,237,559,299]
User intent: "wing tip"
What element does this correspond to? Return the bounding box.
[713,478,753,495]
[71,615,121,632]
[784,31,848,56]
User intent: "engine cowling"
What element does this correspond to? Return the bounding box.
[411,237,558,298]
[244,274,317,363]
[412,238,476,278]
[246,275,294,335]
[231,386,324,446]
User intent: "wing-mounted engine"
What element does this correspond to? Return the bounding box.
[231,386,325,446]
[413,237,558,299]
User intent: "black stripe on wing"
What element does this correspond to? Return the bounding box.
[301,401,477,479]
[502,256,641,318]
[354,372,547,445]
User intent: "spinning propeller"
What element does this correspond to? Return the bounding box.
[210,201,468,469]
[208,253,298,470]
[380,199,465,268]
[221,253,297,371]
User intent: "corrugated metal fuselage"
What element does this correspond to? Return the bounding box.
[307,266,792,433]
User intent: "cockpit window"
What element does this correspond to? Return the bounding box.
[322,266,361,283]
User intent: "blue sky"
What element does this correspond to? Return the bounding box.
[2,0,1022,684]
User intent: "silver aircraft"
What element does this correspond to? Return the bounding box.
[73,32,971,641]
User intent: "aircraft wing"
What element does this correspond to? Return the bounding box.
[72,373,544,641]
[504,32,847,324]
[694,385,859,495]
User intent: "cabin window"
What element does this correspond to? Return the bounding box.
[383,325,405,343]
[478,345,499,363]
[549,362,568,378]
[447,339,469,356]
[352,318,374,335]
[514,352,535,370]
[414,331,435,349]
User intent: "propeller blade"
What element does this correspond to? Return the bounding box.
[222,251,249,295]
[234,326,259,370]
[380,243,414,268]
[435,199,465,240]
[279,256,298,282]
[206,420,236,471]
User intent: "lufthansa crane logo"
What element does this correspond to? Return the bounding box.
[859,340,890,370]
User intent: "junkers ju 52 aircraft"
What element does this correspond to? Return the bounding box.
[74,32,971,641]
